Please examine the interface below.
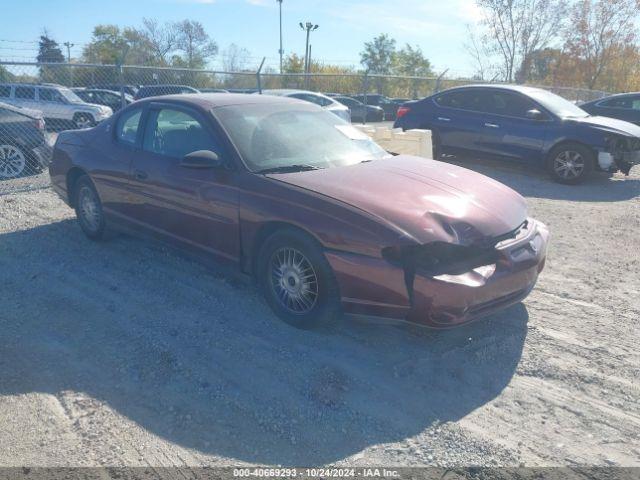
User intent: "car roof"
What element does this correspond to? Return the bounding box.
[436,84,551,96]
[259,89,329,97]
[132,92,307,109]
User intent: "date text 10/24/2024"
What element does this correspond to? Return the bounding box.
[233,468,400,478]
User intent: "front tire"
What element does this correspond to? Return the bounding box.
[74,175,108,240]
[257,229,341,329]
[431,129,442,160]
[546,142,594,184]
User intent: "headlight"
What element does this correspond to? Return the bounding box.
[382,242,500,277]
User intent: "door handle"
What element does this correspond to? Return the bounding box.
[484,122,500,128]
[133,169,148,180]
[437,117,451,122]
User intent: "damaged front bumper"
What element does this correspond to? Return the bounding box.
[599,137,640,175]
[326,218,549,328]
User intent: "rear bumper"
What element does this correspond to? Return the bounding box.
[327,219,549,328]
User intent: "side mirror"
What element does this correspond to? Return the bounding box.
[180,150,223,169]
[526,109,545,120]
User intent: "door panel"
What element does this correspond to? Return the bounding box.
[476,91,549,162]
[432,90,487,152]
[126,106,240,261]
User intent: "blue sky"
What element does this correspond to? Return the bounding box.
[2,0,482,76]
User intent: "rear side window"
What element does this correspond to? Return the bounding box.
[435,90,484,111]
[601,97,632,109]
[0,86,10,98]
[15,86,35,100]
[116,108,143,145]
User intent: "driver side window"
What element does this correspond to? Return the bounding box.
[142,108,218,158]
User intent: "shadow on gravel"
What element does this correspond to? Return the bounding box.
[0,219,528,465]
[443,156,640,202]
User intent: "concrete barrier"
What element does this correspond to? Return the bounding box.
[354,125,433,159]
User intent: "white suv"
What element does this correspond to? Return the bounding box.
[0,83,112,129]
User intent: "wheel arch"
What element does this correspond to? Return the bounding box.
[544,139,597,163]
[66,167,90,207]
[245,220,324,277]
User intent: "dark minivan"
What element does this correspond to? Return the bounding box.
[394,85,640,183]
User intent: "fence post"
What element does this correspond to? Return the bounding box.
[118,63,126,110]
[256,57,266,94]
[362,72,369,125]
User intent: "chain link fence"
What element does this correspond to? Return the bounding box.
[0,61,612,195]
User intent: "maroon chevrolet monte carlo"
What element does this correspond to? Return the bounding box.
[49,93,549,329]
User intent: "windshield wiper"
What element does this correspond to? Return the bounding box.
[255,164,322,174]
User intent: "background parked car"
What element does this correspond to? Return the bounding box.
[580,93,640,126]
[333,95,384,122]
[350,94,399,120]
[257,89,351,122]
[72,88,133,112]
[200,88,229,93]
[0,101,50,179]
[89,84,139,97]
[134,85,200,100]
[394,84,640,183]
[0,83,112,130]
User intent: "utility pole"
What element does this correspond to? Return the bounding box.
[63,42,74,63]
[277,0,283,74]
[299,22,318,81]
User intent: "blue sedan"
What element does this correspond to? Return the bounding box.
[394,85,640,183]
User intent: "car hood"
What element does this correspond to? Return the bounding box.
[269,156,528,245]
[568,115,640,137]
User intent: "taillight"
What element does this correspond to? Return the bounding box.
[35,118,45,131]
[396,106,410,118]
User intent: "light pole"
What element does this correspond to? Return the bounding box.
[63,41,74,86]
[299,22,318,80]
[277,0,283,74]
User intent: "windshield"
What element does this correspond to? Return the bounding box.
[526,88,588,118]
[58,87,85,104]
[215,103,390,172]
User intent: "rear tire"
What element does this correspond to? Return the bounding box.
[74,175,109,240]
[546,142,594,184]
[256,228,341,330]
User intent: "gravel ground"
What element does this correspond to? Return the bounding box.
[0,161,638,468]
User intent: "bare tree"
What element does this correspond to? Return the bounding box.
[472,0,567,82]
[221,44,251,72]
[139,18,177,65]
[562,0,640,89]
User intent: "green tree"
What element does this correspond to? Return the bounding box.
[36,33,66,84]
[360,34,396,94]
[36,34,65,63]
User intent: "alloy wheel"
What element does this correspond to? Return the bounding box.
[79,185,101,232]
[75,115,93,129]
[553,150,585,180]
[0,144,26,179]
[269,247,319,314]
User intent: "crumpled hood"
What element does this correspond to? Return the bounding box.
[270,156,528,245]
[569,115,640,137]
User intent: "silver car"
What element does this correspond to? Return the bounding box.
[0,83,112,129]
[256,89,351,122]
